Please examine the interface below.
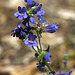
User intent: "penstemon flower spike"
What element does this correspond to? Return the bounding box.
[11,0,72,75]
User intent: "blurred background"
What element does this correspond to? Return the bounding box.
[0,0,75,75]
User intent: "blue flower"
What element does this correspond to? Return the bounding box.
[32,8,38,14]
[37,16,46,23]
[26,1,39,9]
[65,52,68,55]
[14,6,28,20]
[42,22,59,33]
[24,0,27,2]
[22,21,31,27]
[24,34,38,47]
[57,70,72,75]
[25,0,37,7]
[49,71,55,75]
[32,4,42,14]
[29,17,37,25]
[36,4,42,11]
[64,60,67,64]
[11,22,26,39]
[44,50,51,62]
[36,63,45,70]
[37,9,45,16]
[24,0,34,5]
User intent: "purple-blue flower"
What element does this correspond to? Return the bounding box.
[36,63,45,70]
[64,60,67,64]
[25,0,34,5]
[24,34,38,47]
[29,17,37,25]
[42,22,59,33]
[26,1,39,9]
[37,16,46,23]
[32,4,42,14]
[49,71,55,75]
[25,0,27,2]
[44,50,51,62]
[37,9,45,16]
[14,6,28,20]
[57,70,72,75]
[11,22,26,39]
[36,4,42,11]
[22,21,31,27]
[65,52,68,55]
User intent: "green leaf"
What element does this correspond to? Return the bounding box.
[42,50,49,54]
[37,45,50,61]
[38,52,44,61]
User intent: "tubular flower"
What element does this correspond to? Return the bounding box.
[37,9,45,16]
[11,22,26,39]
[32,4,42,14]
[44,50,51,62]
[25,0,34,5]
[14,6,28,20]
[37,16,46,23]
[49,71,55,75]
[42,22,59,33]
[22,21,31,27]
[29,17,37,25]
[36,63,45,70]
[24,34,38,47]
[57,70,72,75]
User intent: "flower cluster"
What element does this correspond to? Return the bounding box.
[11,0,72,75]
[12,0,59,47]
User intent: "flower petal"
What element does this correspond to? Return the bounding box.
[33,41,38,47]
[45,29,56,33]
[37,9,45,16]
[14,12,19,17]
[18,15,23,20]
[28,43,33,47]
[24,39,29,45]
[18,6,21,12]
[30,17,36,25]
[23,13,28,18]
[27,0,34,5]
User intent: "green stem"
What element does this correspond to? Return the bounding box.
[36,30,42,51]
[44,66,50,75]
[32,46,39,54]
[45,60,52,71]
[38,37,42,51]
[64,63,67,72]
[37,46,41,53]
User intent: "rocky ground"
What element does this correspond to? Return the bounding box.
[0,0,75,75]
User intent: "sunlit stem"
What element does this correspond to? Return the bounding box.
[32,46,39,54]
[37,46,41,53]
[38,37,42,51]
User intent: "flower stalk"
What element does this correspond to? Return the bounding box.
[11,0,72,75]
